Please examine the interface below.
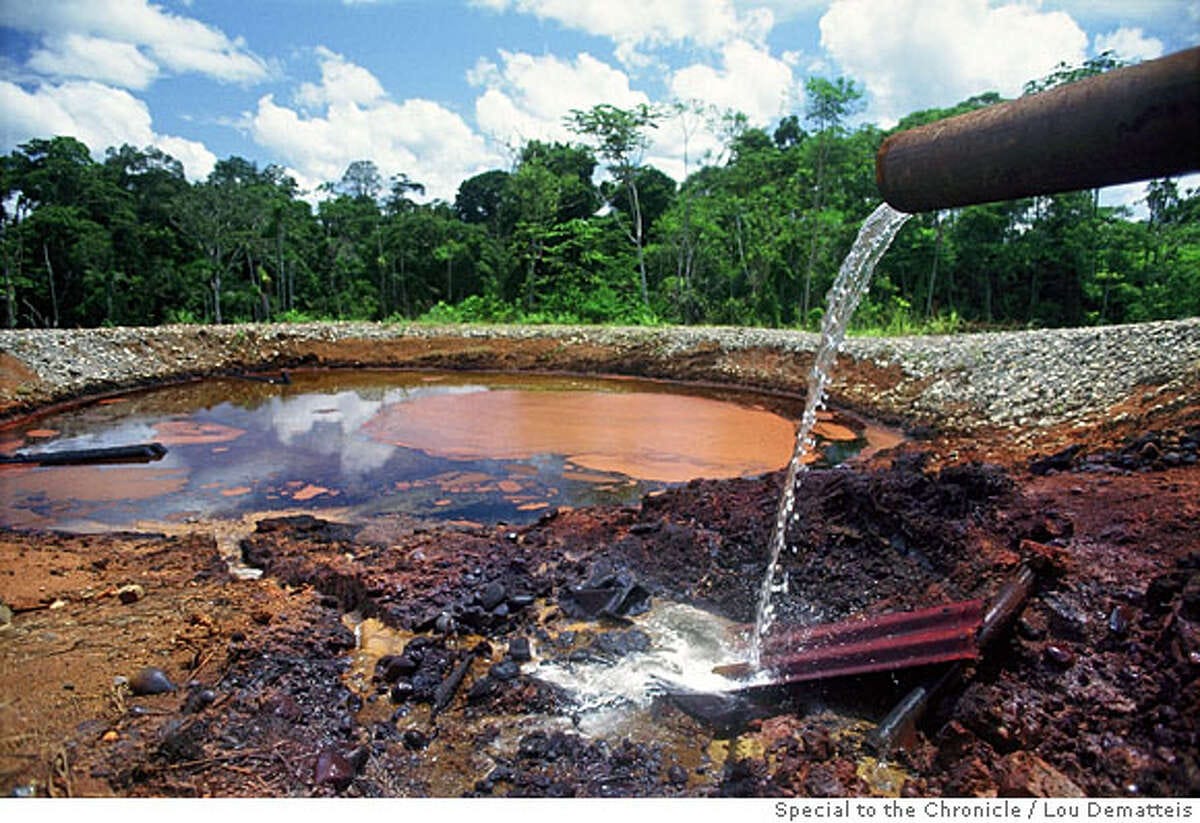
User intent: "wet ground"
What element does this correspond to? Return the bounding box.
[1,358,1199,797]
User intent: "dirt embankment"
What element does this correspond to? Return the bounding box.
[3,319,1198,455]
[1,320,1198,798]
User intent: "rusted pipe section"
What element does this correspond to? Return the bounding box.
[715,599,983,684]
[867,564,1037,754]
[876,47,1200,212]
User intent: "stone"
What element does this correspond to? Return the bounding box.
[389,680,414,703]
[479,581,506,611]
[1043,645,1075,667]
[403,729,430,750]
[116,584,145,604]
[1108,605,1133,637]
[489,660,520,682]
[378,654,418,683]
[129,666,175,695]
[508,636,533,663]
[314,748,355,791]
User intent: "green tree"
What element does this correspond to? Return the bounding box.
[566,103,663,307]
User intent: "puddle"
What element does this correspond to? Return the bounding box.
[1,370,889,531]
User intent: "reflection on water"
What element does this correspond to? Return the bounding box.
[0,370,877,532]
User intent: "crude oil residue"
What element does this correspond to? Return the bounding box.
[0,370,871,531]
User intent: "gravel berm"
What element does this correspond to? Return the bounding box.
[2,320,1198,438]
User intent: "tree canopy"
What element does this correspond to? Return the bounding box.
[2,68,1197,332]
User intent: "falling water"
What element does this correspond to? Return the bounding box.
[749,202,912,667]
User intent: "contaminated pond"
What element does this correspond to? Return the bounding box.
[0,369,895,533]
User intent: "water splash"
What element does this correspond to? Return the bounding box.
[749,202,911,667]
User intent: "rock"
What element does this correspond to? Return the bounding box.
[377,654,418,683]
[1043,645,1075,667]
[1030,445,1082,476]
[116,583,144,604]
[314,748,354,791]
[489,660,520,681]
[997,751,1085,797]
[658,682,768,738]
[1108,605,1133,637]
[479,581,506,611]
[508,636,533,663]
[0,601,12,630]
[403,729,430,751]
[590,629,651,658]
[129,666,175,695]
[559,562,652,621]
[389,680,414,703]
[1041,593,1089,641]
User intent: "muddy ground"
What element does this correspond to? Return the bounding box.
[1,325,1198,798]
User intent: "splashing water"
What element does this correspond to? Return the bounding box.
[749,203,911,668]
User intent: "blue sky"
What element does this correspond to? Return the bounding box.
[1,1,1197,205]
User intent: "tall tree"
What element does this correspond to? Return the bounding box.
[566,103,662,307]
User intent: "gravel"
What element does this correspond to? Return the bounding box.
[2,319,1198,434]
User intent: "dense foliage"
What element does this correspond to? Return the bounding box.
[2,61,1197,332]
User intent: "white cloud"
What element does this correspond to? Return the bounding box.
[669,39,798,125]
[471,50,650,147]
[295,46,385,108]
[1093,27,1164,63]
[820,0,1089,124]
[472,0,771,63]
[250,50,502,201]
[0,79,216,179]
[0,0,269,85]
[27,33,160,90]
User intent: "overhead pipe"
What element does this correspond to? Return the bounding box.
[876,46,1200,213]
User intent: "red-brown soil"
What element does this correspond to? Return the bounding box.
[1,327,1198,798]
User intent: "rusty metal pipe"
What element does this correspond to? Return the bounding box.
[866,565,1037,754]
[876,47,1200,212]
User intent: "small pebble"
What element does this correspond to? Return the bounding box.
[116,584,144,604]
[314,748,354,791]
[489,660,520,681]
[389,680,414,703]
[1043,645,1075,666]
[129,666,175,695]
[1108,605,1133,636]
[508,636,533,663]
[479,581,506,611]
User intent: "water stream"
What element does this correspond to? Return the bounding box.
[749,203,911,667]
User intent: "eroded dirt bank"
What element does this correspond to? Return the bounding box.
[1,322,1198,797]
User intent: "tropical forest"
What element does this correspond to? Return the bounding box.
[2,57,1197,334]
